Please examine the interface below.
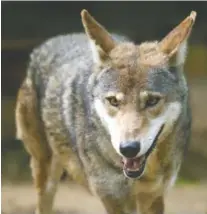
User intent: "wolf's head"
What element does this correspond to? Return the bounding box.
[81,10,196,179]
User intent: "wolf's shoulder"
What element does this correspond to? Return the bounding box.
[29,33,90,69]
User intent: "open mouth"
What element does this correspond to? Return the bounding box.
[121,124,165,179]
[122,155,146,178]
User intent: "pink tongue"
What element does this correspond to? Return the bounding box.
[123,158,141,170]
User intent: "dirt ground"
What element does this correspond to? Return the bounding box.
[2,182,207,214]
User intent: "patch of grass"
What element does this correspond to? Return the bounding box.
[176,176,200,186]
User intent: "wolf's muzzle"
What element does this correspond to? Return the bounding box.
[122,124,165,179]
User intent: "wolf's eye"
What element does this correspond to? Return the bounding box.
[145,96,161,108]
[106,96,120,107]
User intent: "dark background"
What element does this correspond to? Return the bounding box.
[2,1,207,182]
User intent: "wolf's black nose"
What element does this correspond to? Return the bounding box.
[120,141,140,158]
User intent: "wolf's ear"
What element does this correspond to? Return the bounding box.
[159,11,197,66]
[81,9,116,64]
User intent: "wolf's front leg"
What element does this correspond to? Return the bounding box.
[137,194,164,214]
[31,156,63,214]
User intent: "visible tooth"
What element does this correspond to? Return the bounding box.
[127,168,139,171]
[133,161,140,169]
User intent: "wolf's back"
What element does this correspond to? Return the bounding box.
[26,34,93,93]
